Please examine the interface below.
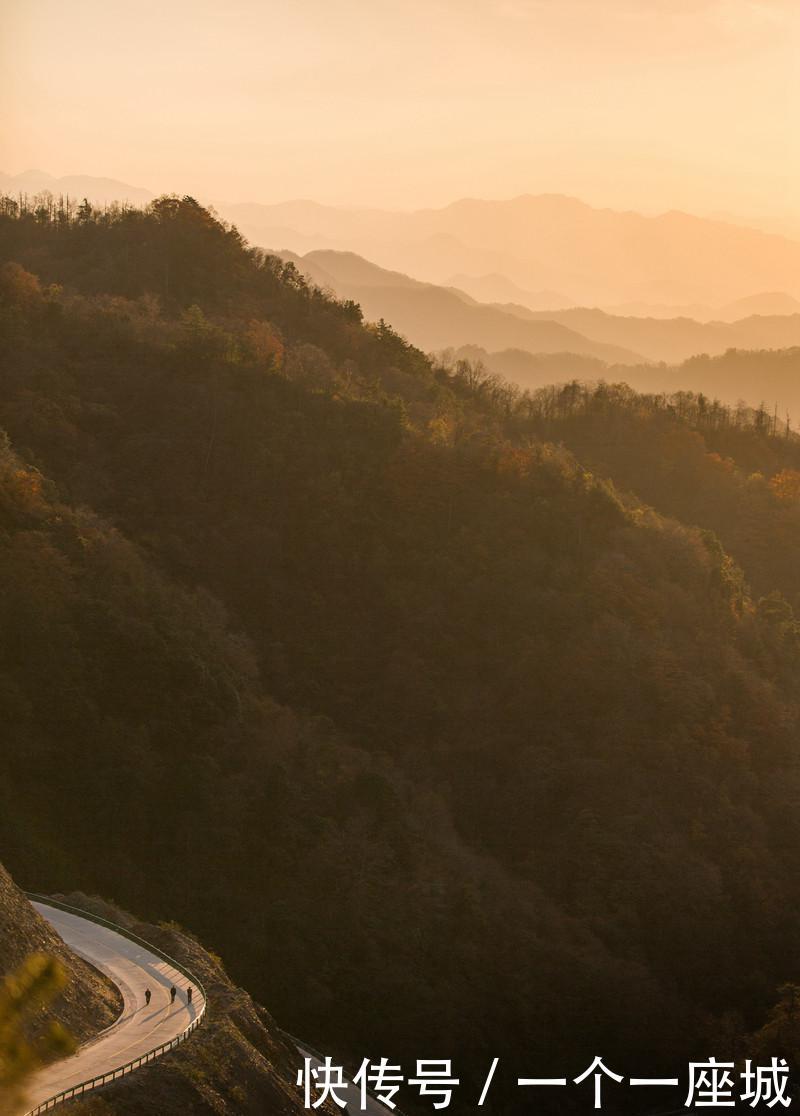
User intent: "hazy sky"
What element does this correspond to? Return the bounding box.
[2,0,799,214]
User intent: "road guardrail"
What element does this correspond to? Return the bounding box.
[23,893,208,1115]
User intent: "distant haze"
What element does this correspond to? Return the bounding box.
[223,194,800,307]
[3,0,800,219]
[5,169,800,312]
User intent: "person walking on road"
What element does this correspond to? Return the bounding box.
[144,988,152,1006]
[187,986,193,1006]
[170,985,177,1005]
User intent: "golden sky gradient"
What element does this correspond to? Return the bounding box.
[2,0,799,215]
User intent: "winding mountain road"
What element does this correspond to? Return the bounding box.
[25,900,390,1115]
[24,902,204,1112]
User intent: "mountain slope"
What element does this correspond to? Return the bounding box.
[52,895,317,1116]
[515,380,800,609]
[5,196,800,1111]
[719,292,800,319]
[0,864,121,1047]
[292,249,644,362]
[522,306,800,363]
[464,342,800,422]
[286,249,800,366]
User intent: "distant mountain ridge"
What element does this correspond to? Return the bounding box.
[0,170,153,206]
[604,292,800,321]
[284,247,800,366]
[446,272,575,311]
[7,171,800,312]
[283,249,644,364]
[513,305,800,364]
[8,170,800,366]
[226,192,800,308]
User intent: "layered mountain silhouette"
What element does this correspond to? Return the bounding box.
[284,248,800,366]
[503,305,800,364]
[440,272,574,311]
[604,292,800,321]
[280,249,643,363]
[8,172,800,315]
[226,193,800,308]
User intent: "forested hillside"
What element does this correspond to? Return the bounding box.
[457,342,800,419]
[518,382,800,608]
[3,195,800,1112]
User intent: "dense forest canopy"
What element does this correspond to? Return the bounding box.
[455,341,800,425]
[3,194,800,1112]
[512,380,800,609]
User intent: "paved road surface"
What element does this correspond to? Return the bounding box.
[25,902,204,1111]
[27,902,387,1115]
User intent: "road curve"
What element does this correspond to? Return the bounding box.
[27,901,391,1116]
[25,902,205,1112]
